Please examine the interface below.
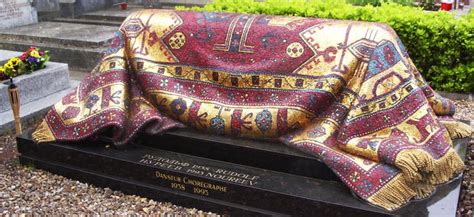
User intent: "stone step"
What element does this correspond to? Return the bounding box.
[52,18,122,27]
[81,6,144,22]
[0,22,117,48]
[52,17,122,27]
[79,3,205,23]
[0,22,117,71]
[159,0,211,7]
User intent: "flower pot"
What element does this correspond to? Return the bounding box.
[440,3,453,10]
[440,0,453,11]
[120,3,128,10]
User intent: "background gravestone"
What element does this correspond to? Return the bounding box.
[32,0,60,21]
[59,0,117,17]
[143,0,161,8]
[0,0,38,30]
[33,0,60,12]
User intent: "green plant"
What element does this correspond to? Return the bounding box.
[179,0,474,93]
[347,0,413,6]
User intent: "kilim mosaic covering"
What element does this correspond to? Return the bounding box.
[33,10,473,210]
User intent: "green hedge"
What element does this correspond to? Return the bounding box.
[179,0,474,93]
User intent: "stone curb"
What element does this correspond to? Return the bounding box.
[438,91,474,102]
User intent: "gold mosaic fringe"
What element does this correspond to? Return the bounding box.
[32,120,56,144]
[428,148,465,185]
[370,147,464,210]
[394,149,435,182]
[412,182,435,200]
[440,120,473,139]
[367,174,417,211]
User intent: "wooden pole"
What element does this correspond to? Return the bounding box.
[8,79,22,136]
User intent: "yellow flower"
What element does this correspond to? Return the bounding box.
[0,66,4,74]
[4,62,14,69]
[30,50,41,58]
[8,57,21,66]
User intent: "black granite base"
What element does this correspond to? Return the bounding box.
[16,130,468,217]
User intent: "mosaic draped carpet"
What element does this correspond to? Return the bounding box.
[34,10,472,211]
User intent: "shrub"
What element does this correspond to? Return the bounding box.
[178,0,474,93]
[347,0,413,6]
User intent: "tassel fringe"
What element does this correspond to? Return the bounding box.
[370,147,464,210]
[32,120,56,144]
[428,148,465,185]
[394,149,435,182]
[440,120,473,139]
[368,174,417,211]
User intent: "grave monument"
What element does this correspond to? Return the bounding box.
[17,9,472,216]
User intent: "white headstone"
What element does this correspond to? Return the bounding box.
[0,0,38,30]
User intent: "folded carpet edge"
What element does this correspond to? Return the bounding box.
[370,147,465,211]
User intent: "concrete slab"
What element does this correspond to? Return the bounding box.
[0,61,71,113]
[0,80,80,134]
[0,22,117,71]
[0,22,117,47]
[0,50,22,64]
[0,41,103,71]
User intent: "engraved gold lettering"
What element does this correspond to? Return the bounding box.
[186,168,205,176]
[193,187,209,196]
[171,182,186,191]
[214,169,259,181]
[205,172,258,186]
[155,171,182,182]
[183,177,227,192]
[192,164,210,171]
[154,171,228,196]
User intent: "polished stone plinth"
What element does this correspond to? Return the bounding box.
[16,130,468,216]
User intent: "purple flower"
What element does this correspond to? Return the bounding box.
[27,56,39,63]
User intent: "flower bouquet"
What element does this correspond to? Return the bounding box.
[0,47,50,82]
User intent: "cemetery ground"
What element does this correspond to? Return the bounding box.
[0,100,472,215]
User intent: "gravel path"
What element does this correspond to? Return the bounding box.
[458,139,474,217]
[454,100,474,123]
[0,162,216,216]
[0,100,472,215]
[0,121,219,216]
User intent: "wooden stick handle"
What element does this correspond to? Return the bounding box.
[8,86,22,136]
